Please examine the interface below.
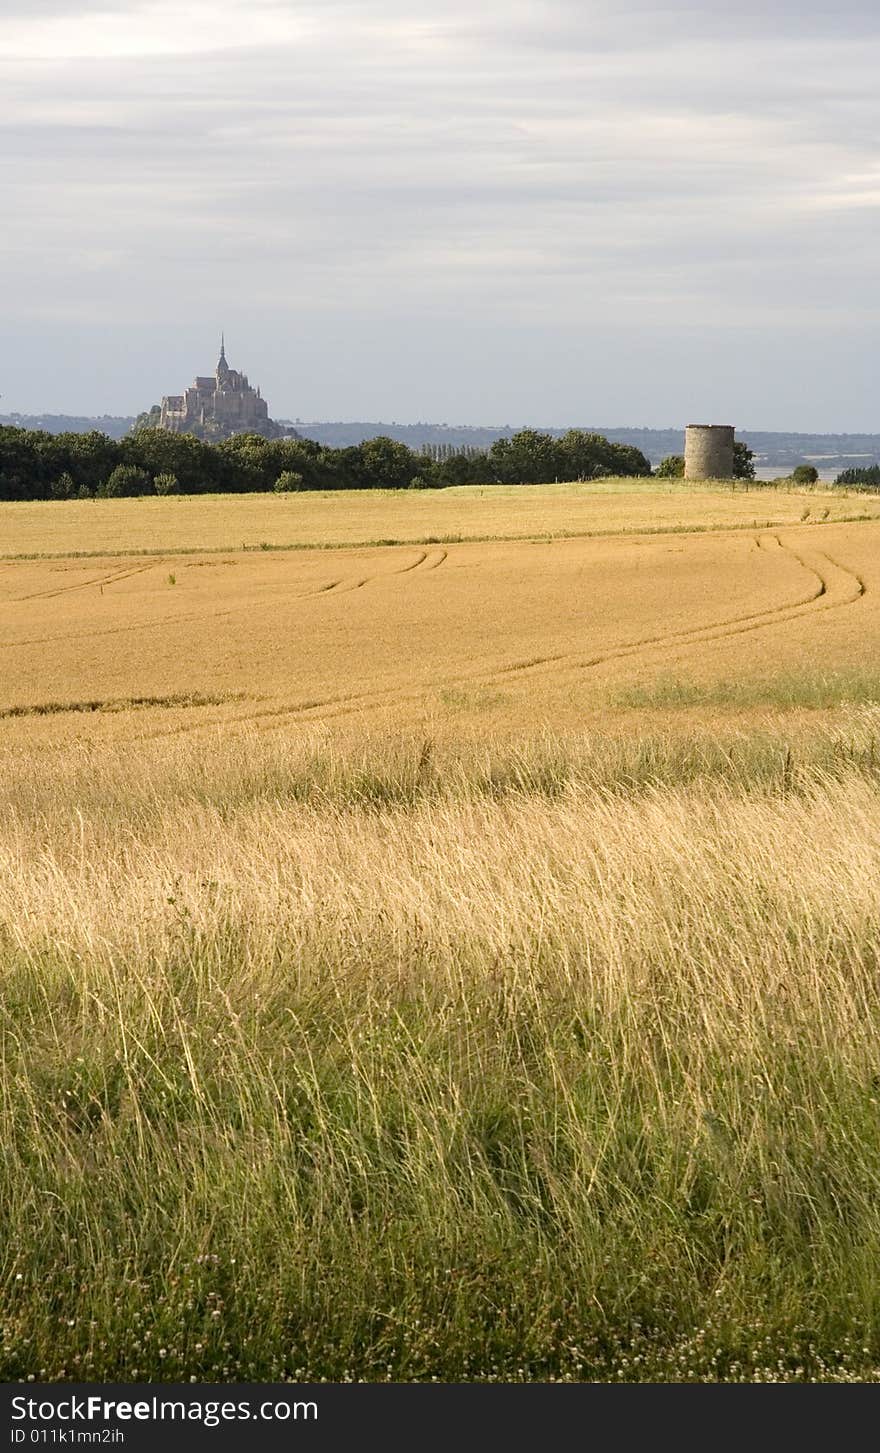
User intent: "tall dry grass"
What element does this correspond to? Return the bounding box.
[2,723,880,1380]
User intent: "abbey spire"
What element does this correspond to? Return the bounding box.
[157,340,287,440]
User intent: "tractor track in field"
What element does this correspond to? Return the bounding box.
[4,532,864,743]
[393,547,448,573]
[0,546,449,653]
[473,534,861,691]
[396,550,429,574]
[299,546,446,596]
[10,559,161,604]
[227,533,868,735]
[120,531,868,746]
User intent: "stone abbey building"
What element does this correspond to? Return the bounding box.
[158,339,286,440]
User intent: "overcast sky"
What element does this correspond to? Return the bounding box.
[2,0,879,428]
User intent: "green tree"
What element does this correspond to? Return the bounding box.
[835,464,880,488]
[274,470,304,492]
[100,464,151,497]
[426,450,489,486]
[33,435,69,487]
[656,454,685,478]
[357,436,419,488]
[216,434,275,491]
[557,430,611,480]
[608,442,652,477]
[263,438,328,490]
[733,441,756,480]
[153,472,180,495]
[489,430,564,484]
[0,426,51,498]
[123,429,214,493]
[49,471,76,500]
[62,431,121,493]
[791,464,819,485]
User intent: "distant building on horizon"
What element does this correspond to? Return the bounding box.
[155,338,290,441]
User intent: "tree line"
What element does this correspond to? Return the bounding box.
[835,465,880,488]
[0,425,654,500]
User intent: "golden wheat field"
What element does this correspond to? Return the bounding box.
[6,481,880,1381]
[1,482,879,743]
[3,479,870,556]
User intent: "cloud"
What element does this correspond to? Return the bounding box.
[0,1,307,60]
[1,0,879,425]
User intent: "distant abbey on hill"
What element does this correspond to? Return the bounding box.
[155,338,287,441]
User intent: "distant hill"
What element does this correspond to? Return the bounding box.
[3,413,879,471]
[0,413,135,441]
[276,422,880,472]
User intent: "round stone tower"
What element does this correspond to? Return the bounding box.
[684,424,735,481]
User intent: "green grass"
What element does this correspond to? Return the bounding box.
[438,686,509,714]
[612,669,880,712]
[4,725,880,1382]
